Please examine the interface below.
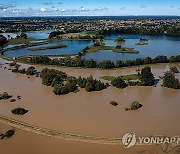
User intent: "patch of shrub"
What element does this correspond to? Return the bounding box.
[10,99,16,102]
[110,101,118,106]
[111,77,127,89]
[11,107,28,115]
[125,101,143,111]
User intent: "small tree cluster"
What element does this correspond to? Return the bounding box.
[139,66,154,86]
[85,75,108,92]
[11,107,28,115]
[125,101,143,111]
[111,76,127,89]
[0,92,12,100]
[162,72,180,89]
[170,66,179,74]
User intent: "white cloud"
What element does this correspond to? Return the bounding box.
[94,7,108,11]
[40,8,46,12]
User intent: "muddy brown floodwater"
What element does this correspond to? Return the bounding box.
[0,58,180,153]
[1,122,174,154]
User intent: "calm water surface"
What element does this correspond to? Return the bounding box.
[2,31,180,61]
[84,34,180,62]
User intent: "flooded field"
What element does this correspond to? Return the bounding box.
[0,122,171,154]
[0,58,180,138]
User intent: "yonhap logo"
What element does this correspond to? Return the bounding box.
[122,132,180,150]
[122,132,136,148]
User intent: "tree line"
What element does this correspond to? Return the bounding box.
[102,26,180,37]
[29,55,180,69]
[41,68,108,95]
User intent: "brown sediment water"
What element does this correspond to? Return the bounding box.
[0,58,180,139]
[0,122,170,154]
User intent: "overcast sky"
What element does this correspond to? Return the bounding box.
[0,0,180,17]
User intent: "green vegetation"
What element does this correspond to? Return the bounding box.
[170,66,179,73]
[111,76,127,89]
[27,55,180,70]
[110,101,118,106]
[115,36,125,43]
[122,74,139,81]
[101,76,117,82]
[11,107,28,115]
[139,66,154,86]
[101,74,139,82]
[125,101,143,111]
[84,75,108,92]
[102,26,180,37]
[28,44,67,51]
[0,129,15,139]
[17,32,28,39]
[98,60,115,69]
[152,55,169,63]
[41,68,67,86]
[162,72,180,89]
[17,95,21,100]
[136,38,148,45]
[5,130,15,138]
[0,35,7,47]
[102,66,154,87]
[85,45,139,54]
[8,62,38,76]
[0,92,12,100]
[7,37,35,45]
[41,68,108,95]
[49,31,66,39]
[10,99,16,102]
[58,31,103,40]
[113,47,139,53]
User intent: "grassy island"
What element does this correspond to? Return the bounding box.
[86,45,139,53]
[136,38,148,45]
[114,36,125,44]
[28,44,67,51]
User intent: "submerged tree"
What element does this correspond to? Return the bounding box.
[162,72,180,89]
[111,76,127,89]
[139,66,154,86]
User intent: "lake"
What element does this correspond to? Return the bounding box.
[83,34,180,62]
[4,40,92,58]
[2,31,180,61]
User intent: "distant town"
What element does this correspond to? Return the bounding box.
[0,16,180,36]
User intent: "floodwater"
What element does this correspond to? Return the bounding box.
[0,58,180,138]
[0,123,170,154]
[0,57,180,153]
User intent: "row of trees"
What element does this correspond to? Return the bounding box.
[102,26,180,37]
[30,55,180,69]
[41,68,108,95]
